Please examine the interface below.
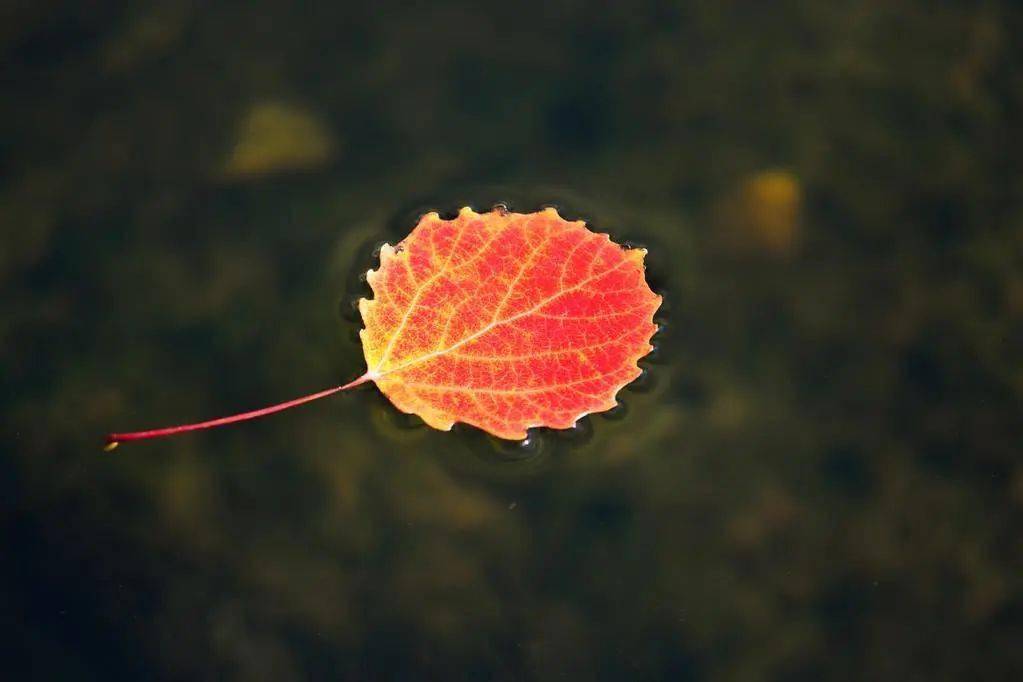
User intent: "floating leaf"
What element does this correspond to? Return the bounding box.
[106,207,661,446]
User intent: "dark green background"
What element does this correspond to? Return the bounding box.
[3,1,1022,680]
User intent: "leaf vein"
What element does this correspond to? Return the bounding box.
[400,367,631,395]
[378,257,635,376]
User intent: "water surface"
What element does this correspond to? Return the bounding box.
[3,2,1022,680]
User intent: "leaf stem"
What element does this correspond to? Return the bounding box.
[104,373,372,448]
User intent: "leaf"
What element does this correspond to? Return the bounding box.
[105,207,661,446]
[359,206,661,439]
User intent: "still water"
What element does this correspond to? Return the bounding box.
[3,2,1021,680]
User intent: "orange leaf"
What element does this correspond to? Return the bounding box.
[359,207,661,439]
[105,207,660,445]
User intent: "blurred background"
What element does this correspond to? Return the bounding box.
[2,1,1022,680]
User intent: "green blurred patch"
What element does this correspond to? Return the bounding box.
[219,101,338,180]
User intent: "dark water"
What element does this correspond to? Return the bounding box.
[3,2,1022,680]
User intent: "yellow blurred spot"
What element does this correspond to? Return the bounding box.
[104,441,119,452]
[720,169,802,257]
[219,101,337,180]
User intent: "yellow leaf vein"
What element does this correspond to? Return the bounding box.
[450,324,645,362]
[377,257,635,377]
[401,367,631,396]
[532,302,655,321]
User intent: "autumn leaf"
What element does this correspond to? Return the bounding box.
[357,206,661,439]
[106,207,661,446]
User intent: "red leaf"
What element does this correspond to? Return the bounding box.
[106,207,660,446]
[360,206,661,439]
